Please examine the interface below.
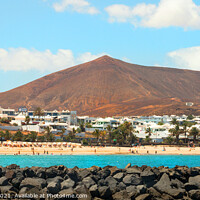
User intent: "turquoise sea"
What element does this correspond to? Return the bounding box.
[0,155,200,168]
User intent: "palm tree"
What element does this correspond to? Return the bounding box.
[59,128,66,141]
[164,136,174,144]
[25,116,30,125]
[49,133,55,142]
[171,118,178,125]
[145,127,152,144]
[44,126,52,142]
[189,127,199,144]
[182,120,192,144]
[28,131,38,142]
[13,131,24,141]
[169,124,181,144]
[4,130,12,140]
[0,131,4,143]
[106,125,113,145]
[33,107,44,121]
[79,122,85,132]
[92,129,100,143]
[128,132,138,145]
[145,127,152,137]
[100,130,106,144]
[118,121,133,144]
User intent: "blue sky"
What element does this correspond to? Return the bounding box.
[0,0,200,92]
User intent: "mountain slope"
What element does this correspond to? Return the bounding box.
[0,55,200,116]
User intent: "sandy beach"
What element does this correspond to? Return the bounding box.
[0,145,200,155]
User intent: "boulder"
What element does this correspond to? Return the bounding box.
[147,187,161,197]
[75,184,92,200]
[170,178,184,189]
[79,169,91,179]
[154,173,184,198]
[141,169,156,187]
[137,185,147,194]
[123,174,142,186]
[89,184,99,197]
[46,167,58,178]
[12,177,24,189]
[126,167,141,175]
[185,182,198,191]
[20,177,47,189]
[5,170,16,179]
[135,194,151,200]
[47,181,61,194]
[113,172,124,181]
[82,177,96,188]
[99,169,111,179]
[117,182,126,191]
[61,178,75,190]
[23,167,35,177]
[0,185,18,193]
[68,169,80,182]
[36,168,46,179]
[6,164,20,170]
[105,176,118,193]
[98,186,112,199]
[126,185,137,193]
[154,173,171,193]
[98,179,107,186]
[112,190,129,200]
[109,166,121,176]
[189,175,200,188]
[188,189,200,200]
[0,177,9,186]
[47,176,64,185]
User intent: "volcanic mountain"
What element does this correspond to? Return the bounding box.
[0,55,200,116]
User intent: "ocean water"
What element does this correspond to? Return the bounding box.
[0,155,200,168]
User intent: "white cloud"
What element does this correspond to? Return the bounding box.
[168,46,200,71]
[76,52,107,63]
[105,0,200,29]
[0,48,106,72]
[53,0,99,14]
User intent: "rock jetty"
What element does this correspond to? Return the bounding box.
[0,164,200,199]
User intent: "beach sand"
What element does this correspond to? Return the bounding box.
[0,145,199,155]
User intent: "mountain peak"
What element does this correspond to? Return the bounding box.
[93,55,116,63]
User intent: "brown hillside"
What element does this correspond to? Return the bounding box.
[0,55,200,116]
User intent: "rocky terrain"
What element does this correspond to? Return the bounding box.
[0,164,200,199]
[0,56,200,116]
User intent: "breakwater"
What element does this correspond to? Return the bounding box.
[0,164,200,200]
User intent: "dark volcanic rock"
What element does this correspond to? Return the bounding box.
[61,178,75,189]
[0,177,9,186]
[89,184,99,197]
[98,186,112,199]
[188,189,200,200]
[0,164,200,200]
[20,177,47,189]
[47,181,61,194]
[123,174,142,186]
[82,177,96,188]
[113,172,124,181]
[189,175,200,188]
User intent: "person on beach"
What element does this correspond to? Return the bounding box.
[163,146,166,151]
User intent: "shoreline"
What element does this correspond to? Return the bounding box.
[0,146,200,156]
